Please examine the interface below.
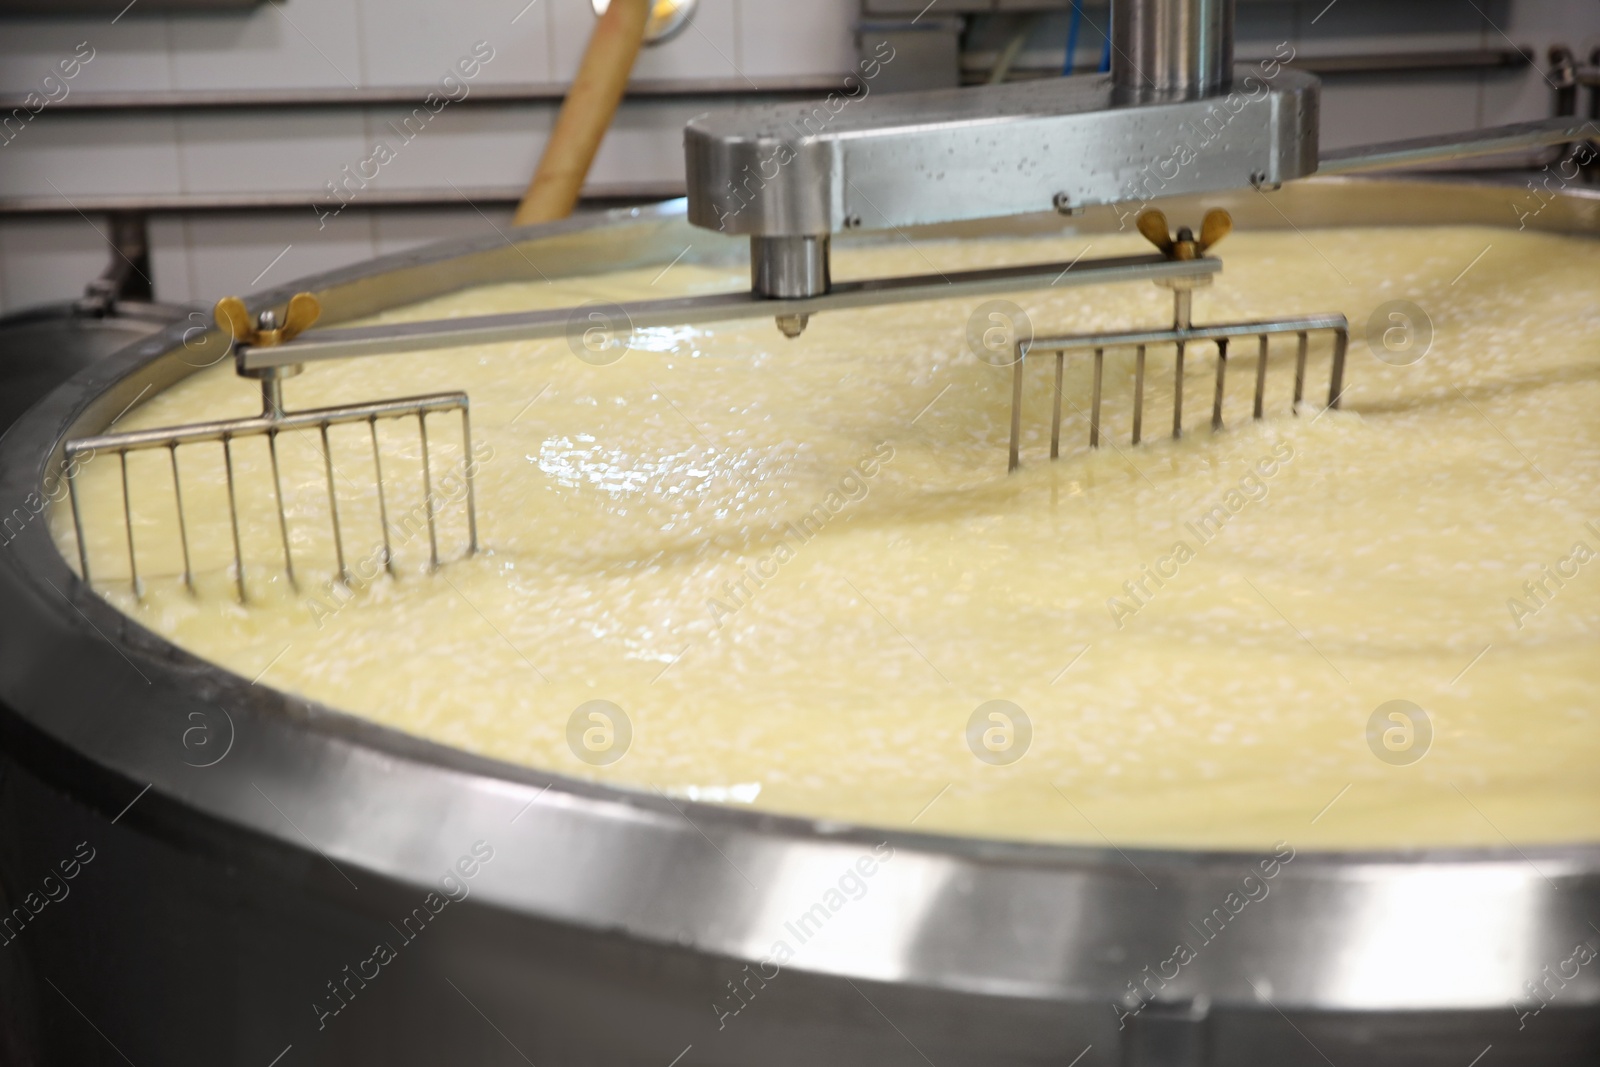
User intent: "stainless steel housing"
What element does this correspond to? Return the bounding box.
[1,179,1599,1066]
[683,69,1321,239]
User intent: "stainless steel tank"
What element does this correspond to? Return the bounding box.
[1,178,1597,1067]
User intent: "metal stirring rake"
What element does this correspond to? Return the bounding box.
[64,292,478,602]
[1007,210,1351,471]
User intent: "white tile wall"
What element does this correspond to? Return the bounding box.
[177,110,370,194]
[735,0,859,78]
[0,19,172,95]
[0,215,113,310]
[355,0,555,87]
[179,209,378,299]
[359,103,550,192]
[371,206,516,256]
[168,0,367,90]
[0,113,182,199]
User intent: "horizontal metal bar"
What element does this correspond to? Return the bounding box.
[239,253,1220,370]
[0,77,850,115]
[1032,313,1347,352]
[1319,117,1598,176]
[66,392,466,456]
[0,183,682,218]
[973,47,1534,82]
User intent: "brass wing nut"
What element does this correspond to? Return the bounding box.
[221,291,321,380]
[1138,209,1230,289]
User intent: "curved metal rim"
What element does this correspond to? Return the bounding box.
[2,178,1598,1014]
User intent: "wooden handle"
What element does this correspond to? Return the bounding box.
[513,0,651,227]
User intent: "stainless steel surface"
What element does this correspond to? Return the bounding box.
[1319,116,1599,176]
[750,233,831,300]
[684,68,1321,239]
[1111,0,1234,101]
[1,180,1599,1066]
[1009,314,1348,471]
[238,252,1220,369]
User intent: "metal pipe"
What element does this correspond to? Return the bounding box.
[750,235,831,300]
[1111,0,1234,101]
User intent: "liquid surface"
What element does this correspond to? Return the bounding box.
[54,224,1600,850]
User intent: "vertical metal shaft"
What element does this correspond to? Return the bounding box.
[68,466,91,585]
[369,417,395,576]
[267,430,296,590]
[1112,0,1235,102]
[119,450,139,597]
[320,423,348,583]
[1253,334,1269,420]
[1008,343,1025,473]
[1132,344,1146,445]
[1293,330,1308,410]
[1172,288,1191,439]
[1090,347,1105,448]
[418,413,440,572]
[1329,329,1349,409]
[168,444,194,594]
[222,437,246,603]
[460,408,479,555]
[1211,338,1228,431]
[1050,351,1064,459]
[261,376,285,419]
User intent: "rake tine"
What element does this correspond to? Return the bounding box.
[1132,344,1146,446]
[1293,330,1308,411]
[67,462,91,585]
[368,417,395,577]
[267,430,297,591]
[1253,334,1269,421]
[169,444,194,595]
[1173,341,1185,439]
[320,423,348,585]
[119,450,139,598]
[1329,328,1349,410]
[1090,347,1105,448]
[1211,338,1228,432]
[418,412,440,572]
[460,406,479,556]
[1008,342,1024,473]
[1050,351,1064,459]
[222,436,246,603]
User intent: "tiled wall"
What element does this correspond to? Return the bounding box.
[0,0,1595,314]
